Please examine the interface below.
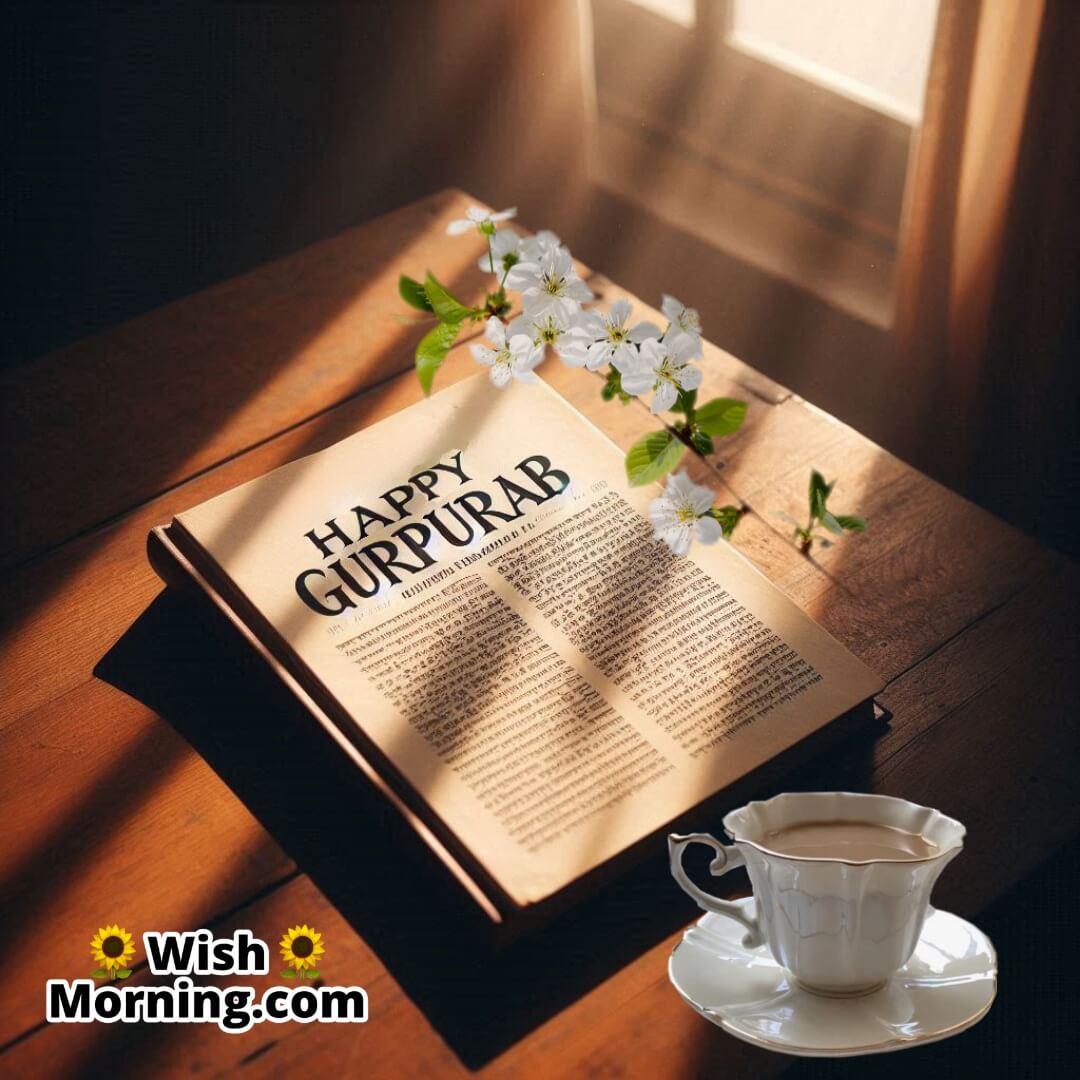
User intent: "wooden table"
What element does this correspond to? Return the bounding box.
[2,189,1077,1077]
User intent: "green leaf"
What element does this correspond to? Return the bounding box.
[90,969,108,979]
[695,398,747,437]
[280,969,296,979]
[424,272,477,324]
[304,969,321,979]
[399,274,434,313]
[115,968,132,979]
[625,430,686,486]
[671,388,698,415]
[808,470,831,519]
[602,368,633,404]
[710,505,743,538]
[820,510,843,534]
[416,321,463,396]
[689,429,715,456]
[835,514,866,532]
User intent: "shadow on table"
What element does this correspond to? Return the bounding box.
[96,587,888,1068]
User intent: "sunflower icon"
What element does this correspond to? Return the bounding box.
[90,925,136,980]
[279,924,325,979]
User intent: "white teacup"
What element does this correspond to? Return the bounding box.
[669,792,965,997]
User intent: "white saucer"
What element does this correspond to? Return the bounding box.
[669,899,997,1057]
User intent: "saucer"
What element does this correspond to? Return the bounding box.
[669,899,996,1057]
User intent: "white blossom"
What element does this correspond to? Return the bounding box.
[469,316,543,388]
[506,246,594,320]
[661,294,704,358]
[478,229,521,275]
[447,205,517,237]
[519,229,564,263]
[507,309,593,366]
[650,470,722,555]
[573,298,662,371]
[616,334,702,413]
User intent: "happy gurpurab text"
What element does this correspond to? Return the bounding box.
[295,451,570,615]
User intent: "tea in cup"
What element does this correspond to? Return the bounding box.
[669,792,965,996]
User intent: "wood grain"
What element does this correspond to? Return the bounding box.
[2,193,1076,1076]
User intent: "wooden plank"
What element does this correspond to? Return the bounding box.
[0,682,293,1045]
[0,188,492,568]
[0,878,461,1079]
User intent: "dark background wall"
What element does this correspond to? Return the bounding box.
[3,1,590,368]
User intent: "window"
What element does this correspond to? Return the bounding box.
[587,0,940,325]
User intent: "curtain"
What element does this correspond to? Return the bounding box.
[892,0,1049,488]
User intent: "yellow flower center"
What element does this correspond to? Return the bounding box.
[657,358,678,383]
[675,506,697,524]
[542,273,563,295]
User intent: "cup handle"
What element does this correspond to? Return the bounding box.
[668,832,764,948]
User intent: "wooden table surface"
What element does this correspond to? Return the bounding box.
[2,189,1077,1078]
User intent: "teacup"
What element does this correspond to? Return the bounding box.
[669,792,965,997]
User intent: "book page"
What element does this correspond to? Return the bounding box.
[175,375,882,904]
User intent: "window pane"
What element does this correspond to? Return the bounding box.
[730,0,939,123]
[623,0,695,27]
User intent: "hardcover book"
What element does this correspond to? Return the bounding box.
[149,374,883,928]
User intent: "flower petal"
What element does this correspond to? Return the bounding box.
[689,483,714,515]
[677,363,703,390]
[608,298,632,327]
[559,340,592,368]
[506,314,530,340]
[651,381,678,413]
[661,294,683,322]
[629,319,662,343]
[659,524,692,555]
[564,278,595,303]
[484,316,506,347]
[619,371,654,395]
[695,515,722,544]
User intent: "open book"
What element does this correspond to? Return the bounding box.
[149,375,882,925]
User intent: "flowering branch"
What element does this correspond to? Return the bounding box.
[399,206,865,557]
